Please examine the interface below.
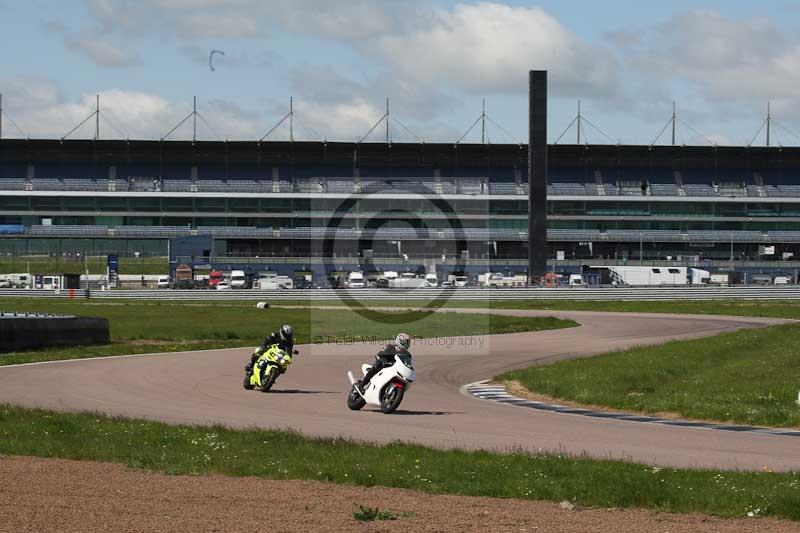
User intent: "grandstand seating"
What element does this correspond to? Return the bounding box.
[717,183,747,197]
[687,230,765,242]
[775,185,800,197]
[745,185,764,198]
[110,179,129,192]
[113,226,192,237]
[0,178,28,191]
[11,173,800,200]
[197,226,274,237]
[440,181,456,194]
[294,179,323,193]
[601,184,618,196]
[196,180,228,192]
[546,228,602,241]
[18,224,800,246]
[325,179,355,193]
[548,183,587,196]
[31,178,65,191]
[605,229,685,242]
[489,182,518,195]
[162,179,193,192]
[767,231,800,242]
[683,184,716,197]
[128,178,160,192]
[457,179,484,195]
[359,180,384,193]
[30,225,109,237]
[227,180,270,192]
[649,183,680,196]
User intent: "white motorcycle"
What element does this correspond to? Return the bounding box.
[346,353,415,414]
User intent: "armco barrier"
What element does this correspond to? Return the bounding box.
[2,286,800,301]
[0,313,110,352]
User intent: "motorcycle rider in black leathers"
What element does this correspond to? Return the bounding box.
[358,332,411,391]
[245,324,295,373]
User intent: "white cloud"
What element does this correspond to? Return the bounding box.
[65,37,141,67]
[376,2,619,97]
[176,11,265,39]
[619,11,800,117]
[0,79,263,140]
[82,0,394,41]
[289,99,385,142]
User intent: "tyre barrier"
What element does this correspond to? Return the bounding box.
[0,312,110,353]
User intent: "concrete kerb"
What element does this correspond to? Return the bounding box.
[463,380,800,438]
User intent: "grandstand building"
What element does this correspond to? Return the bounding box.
[3,137,800,280]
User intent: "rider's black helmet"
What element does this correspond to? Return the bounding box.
[280,324,294,343]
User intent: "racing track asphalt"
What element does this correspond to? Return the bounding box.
[1,308,798,472]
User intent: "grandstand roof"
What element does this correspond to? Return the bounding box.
[2,139,800,171]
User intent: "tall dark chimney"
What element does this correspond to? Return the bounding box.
[528,70,548,283]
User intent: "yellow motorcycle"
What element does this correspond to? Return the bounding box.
[243,345,295,392]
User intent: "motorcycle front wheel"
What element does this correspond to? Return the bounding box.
[380,385,405,414]
[347,385,366,411]
[260,366,279,392]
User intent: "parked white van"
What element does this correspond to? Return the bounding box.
[230,270,246,289]
[347,271,365,288]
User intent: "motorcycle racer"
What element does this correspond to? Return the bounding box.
[358,332,412,392]
[245,324,295,373]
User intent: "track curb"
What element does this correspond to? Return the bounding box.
[464,380,800,438]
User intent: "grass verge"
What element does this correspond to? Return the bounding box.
[0,405,797,520]
[0,298,575,365]
[0,256,168,275]
[499,323,800,428]
[267,298,800,320]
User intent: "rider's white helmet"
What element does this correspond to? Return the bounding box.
[394,332,411,350]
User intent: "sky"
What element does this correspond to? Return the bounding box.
[1,0,800,146]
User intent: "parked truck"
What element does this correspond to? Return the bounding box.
[173,263,194,289]
[478,272,527,288]
[208,270,224,288]
[389,272,426,289]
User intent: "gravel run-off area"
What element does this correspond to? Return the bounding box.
[1,456,798,532]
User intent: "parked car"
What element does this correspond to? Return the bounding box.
[216,281,231,290]
[157,276,170,289]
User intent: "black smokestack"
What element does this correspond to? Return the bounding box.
[528,70,548,283]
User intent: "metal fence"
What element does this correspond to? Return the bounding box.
[3,286,800,301]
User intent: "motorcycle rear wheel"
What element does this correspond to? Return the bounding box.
[260,366,279,392]
[243,373,255,390]
[380,385,404,414]
[347,385,366,410]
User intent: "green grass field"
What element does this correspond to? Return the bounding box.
[500,323,800,428]
[0,256,168,275]
[0,298,575,365]
[1,406,797,520]
[269,298,800,320]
